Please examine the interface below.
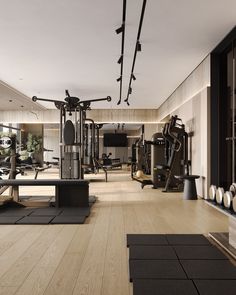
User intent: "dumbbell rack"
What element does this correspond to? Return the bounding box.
[206,185,236,260]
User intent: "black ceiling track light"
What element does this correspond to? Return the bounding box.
[124,0,147,106]
[116,0,127,105]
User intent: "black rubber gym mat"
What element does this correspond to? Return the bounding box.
[30,208,62,216]
[129,245,178,260]
[0,209,34,216]
[50,215,86,224]
[181,260,236,279]
[166,234,211,245]
[59,207,90,216]
[173,245,227,260]
[0,216,23,224]
[16,216,53,224]
[194,280,236,295]
[133,279,198,295]
[127,234,168,247]
[129,260,187,281]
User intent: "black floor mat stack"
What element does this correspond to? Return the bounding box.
[0,195,96,224]
[127,234,236,295]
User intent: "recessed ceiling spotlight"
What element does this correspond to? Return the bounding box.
[115,26,123,34]
[117,55,123,64]
[19,78,23,80]
[132,74,136,81]
[9,100,12,102]
[136,41,142,52]
[20,105,24,108]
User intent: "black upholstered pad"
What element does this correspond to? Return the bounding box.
[194,280,236,295]
[16,216,53,224]
[50,215,86,224]
[181,260,236,279]
[59,207,90,216]
[129,260,187,280]
[127,234,168,247]
[0,209,34,216]
[129,245,178,260]
[0,179,88,186]
[63,120,75,145]
[166,234,211,245]
[174,245,227,260]
[0,216,23,224]
[30,208,62,216]
[133,279,198,295]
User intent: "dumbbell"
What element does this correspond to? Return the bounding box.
[229,183,236,194]
[233,197,236,213]
[223,183,236,208]
[223,191,234,209]
[209,185,217,201]
[229,184,236,213]
[216,187,224,204]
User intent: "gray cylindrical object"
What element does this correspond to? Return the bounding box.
[183,178,198,200]
[73,159,80,179]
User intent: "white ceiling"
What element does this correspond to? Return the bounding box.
[0,0,236,110]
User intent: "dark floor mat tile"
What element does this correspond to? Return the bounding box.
[127,234,168,247]
[194,280,236,295]
[30,208,62,216]
[174,245,227,260]
[0,209,34,217]
[129,260,187,281]
[166,234,211,245]
[129,245,178,260]
[133,279,198,295]
[60,207,90,216]
[50,215,86,224]
[181,260,236,279]
[0,216,23,224]
[16,216,53,224]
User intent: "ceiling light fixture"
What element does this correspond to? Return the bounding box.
[125,0,147,106]
[136,41,142,52]
[117,76,121,82]
[116,25,124,34]
[117,55,123,64]
[117,0,127,105]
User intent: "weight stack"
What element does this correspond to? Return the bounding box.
[62,152,80,179]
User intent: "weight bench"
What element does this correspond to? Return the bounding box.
[0,179,89,207]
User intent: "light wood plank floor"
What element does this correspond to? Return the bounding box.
[0,170,229,295]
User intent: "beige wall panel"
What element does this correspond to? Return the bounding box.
[170,87,210,198]
[0,109,161,124]
[157,55,210,121]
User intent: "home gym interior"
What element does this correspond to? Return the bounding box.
[0,1,236,295]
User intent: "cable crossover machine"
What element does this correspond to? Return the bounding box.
[32,90,111,179]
